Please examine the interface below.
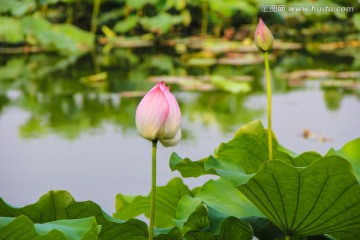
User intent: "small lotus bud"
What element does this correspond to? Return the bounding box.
[254,18,274,52]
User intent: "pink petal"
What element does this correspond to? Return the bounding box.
[161,85,181,139]
[254,18,273,52]
[256,18,266,44]
[135,85,169,140]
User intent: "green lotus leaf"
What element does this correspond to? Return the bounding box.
[214,120,292,174]
[0,190,151,239]
[153,227,182,239]
[175,194,255,239]
[114,177,192,228]
[174,195,209,234]
[0,215,98,240]
[184,231,215,240]
[169,153,217,177]
[179,204,209,234]
[238,156,360,238]
[326,138,360,181]
[195,179,263,219]
[217,217,253,240]
[240,216,284,240]
[171,120,360,238]
[175,179,276,238]
[184,217,253,240]
[193,179,284,239]
[170,120,292,179]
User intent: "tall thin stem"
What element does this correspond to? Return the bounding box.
[201,0,208,36]
[264,51,273,160]
[91,0,101,34]
[149,139,158,240]
[285,236,291,240]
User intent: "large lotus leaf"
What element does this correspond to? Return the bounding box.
[214,120,292,174]
[173,188,331,240]
[0,191,74,223]
[0,215,98,240]
[171,121,324,186]
[241,216,284,240]
[195,179,263,218]
[153,227,183,240]
[205,151,324,188]
[242,216,332,240]
[174,196,254,239]
[170,153,217,177]
[170,120,296,180]
[180,204,209,234]
[114,177,192,228]
[184,216,253,240]
[0,190,177,239]
[326,138,360,181]
[193,179,286,239]
[174,195,209,234]
[173,179,263,233]
[184,231,215,240]
[238,156,360,238]
[216,217,253,240]
[175,179,281,238]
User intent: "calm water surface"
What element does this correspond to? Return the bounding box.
[0,50,359,214]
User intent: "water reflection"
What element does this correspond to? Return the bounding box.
[0,49,265,138]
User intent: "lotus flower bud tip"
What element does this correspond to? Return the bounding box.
[254,18,274,52]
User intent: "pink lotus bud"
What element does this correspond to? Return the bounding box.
[254,18,273,52]
[135,81,181,147]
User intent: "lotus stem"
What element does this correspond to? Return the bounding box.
[91,0,101,34]
[201,0,208,36]
[149,139,158,240]
[264,51,273,160]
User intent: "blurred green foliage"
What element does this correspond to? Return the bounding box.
[0,0,359,55]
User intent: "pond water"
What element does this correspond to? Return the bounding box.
[0,47,359,214]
